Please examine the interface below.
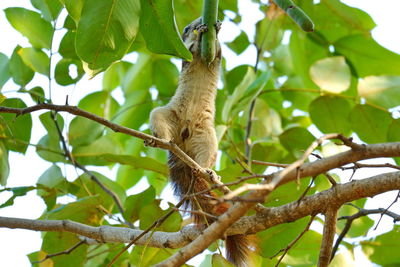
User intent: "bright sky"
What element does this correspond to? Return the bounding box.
[0,1,399,266]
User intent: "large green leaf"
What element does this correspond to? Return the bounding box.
[68,91,119,146]
[307,0,375,43]
[41,232,87,267]
[283,230,322,266]
[309,56,351,93]
[309,96,352,135]
[54,58,84,85]
[31,0,63,21]
[0,141,10,186]
[349,104,392,143]
[258,217,311,258]
[124,186,155,222]
[279,127,315,157]
[153,58,179,97]
[103,61,133,91]
[0,53,11,89]
[358,76,400,109]
[388,119,400,142]
[335,34,400,77]
[4,7,53,49]
[76,0,140,76]
[74,172,126,212]
[139,0,192,60]
[9,46,34,86]
[362,226,400,266]
[62,0,84,22]
[121,53,153,93]
[228,31,251,55]
[0,98,32,153]
[18,47,50,76]
[72,135,122,165]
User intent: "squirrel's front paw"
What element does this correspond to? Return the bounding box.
[144,138,157,147]
[206,169,220,183]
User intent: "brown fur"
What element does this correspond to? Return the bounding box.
[149,18,253,266]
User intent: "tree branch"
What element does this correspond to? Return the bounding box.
[0,103,223,190]
[0,171,399,254]
[318,207,338,267]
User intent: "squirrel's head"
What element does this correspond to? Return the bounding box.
[181,18,221,66]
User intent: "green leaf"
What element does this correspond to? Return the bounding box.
[36,134,65,163]
[121,53,153,93]
[18,47,50,76]
[102,154,168,177]
[349,104,392,143]
[139,201,182,232]
[228,31,250,55]
[388,119,400,142]
[103,61,132,91]
[37,165,64,189]
[47,195,102,222]
[130,246,174,266]
[125,186,155,222]
[68,91,119,146]
[310,56,351,93]
[309,96,352,135]
[41,232,87,267]
[139,0,192,60]
[63,0,84,22]
[25,86,45,103]
[74,172,126,212]
[279,127,315,157]
[0,53,11,89]
[59,31,78,59]
[212,254,235,267]
[0,98,32,153]
[55,58,84,85]
[152,58,179,97]
[258,217,311,258]
[358,76,400,109]
[309,0,375,43]
[283,230,322,266]
[362,226,400,266]
[0,141,10,186]
[31,0,63,21]
[9,46,34,86]
[72,135,122,165]
[222,67,256,122]
[76,0,140,76]
[337,199,374,238]
[335,34,400,77]
[0,186,35,208]
[4,8,53,49]
[255,7,285,51]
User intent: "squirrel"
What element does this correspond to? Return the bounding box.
[148,18,253,266]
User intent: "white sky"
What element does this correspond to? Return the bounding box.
[0,0,400,266]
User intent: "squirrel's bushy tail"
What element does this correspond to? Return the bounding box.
[168,152,254,266]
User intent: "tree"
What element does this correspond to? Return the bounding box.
[0,0,399,266]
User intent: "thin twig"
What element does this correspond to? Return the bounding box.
[374,190,400,230]
[274,215,315,266]
[33,240,86,264]
[331,205,400,261]
[252,160,289,168]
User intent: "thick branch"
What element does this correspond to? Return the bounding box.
[0,172,399,251]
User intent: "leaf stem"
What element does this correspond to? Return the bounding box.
[201,0,219,63]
